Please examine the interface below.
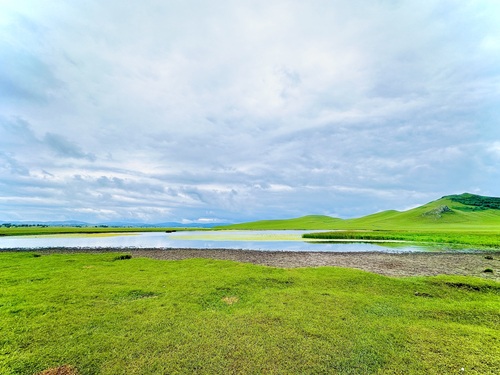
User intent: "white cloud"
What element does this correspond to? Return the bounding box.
[1,0,499,223]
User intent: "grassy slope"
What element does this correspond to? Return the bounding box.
[344,197,500,230]
[218,215,343,230]
[219,195,500,232]
[1,252,499,375]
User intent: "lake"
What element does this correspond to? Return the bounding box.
[0,230,452,252]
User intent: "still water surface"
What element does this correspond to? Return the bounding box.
[0,230,443,253]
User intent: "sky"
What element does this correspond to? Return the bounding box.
[1,0,500,224]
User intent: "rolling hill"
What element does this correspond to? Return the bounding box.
[219,193,500,231]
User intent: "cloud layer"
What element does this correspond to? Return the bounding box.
[1,0,500,223]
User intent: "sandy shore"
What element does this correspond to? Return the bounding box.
[11,247,498,280]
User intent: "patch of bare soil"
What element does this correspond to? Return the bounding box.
[36,365,78,375]
[10,247,499,280]
[130,248,500,280]
[221,296,239,305]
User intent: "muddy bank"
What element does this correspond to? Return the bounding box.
[9,247,497,280]
[129,249,499,280]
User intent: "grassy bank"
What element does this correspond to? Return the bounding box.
[1,252,499,374]
[0,227,200,237]
[303,230,500,248]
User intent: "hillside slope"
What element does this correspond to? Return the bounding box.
[220,215,343,230]
[219,193,500,231]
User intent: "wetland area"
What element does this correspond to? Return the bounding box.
[1,230,498,279]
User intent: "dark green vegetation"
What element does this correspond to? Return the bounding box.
[219,193,500,248]
[447,193,500,211]
[302,231,500,248]
[1,252,499,374]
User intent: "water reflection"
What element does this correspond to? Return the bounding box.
[0,230,451,253]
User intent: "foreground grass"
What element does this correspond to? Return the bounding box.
[303,230,500,248]
[1,252,499,374]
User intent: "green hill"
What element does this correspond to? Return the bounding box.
[218,193,500,231]
[219,215,343,230]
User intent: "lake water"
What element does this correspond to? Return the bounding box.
[0,230,447,253]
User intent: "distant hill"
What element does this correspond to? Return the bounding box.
[0,220,228,228]
[218,193,500,230]
[217,215,343,230]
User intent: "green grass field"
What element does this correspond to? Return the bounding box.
[1,252,499,374]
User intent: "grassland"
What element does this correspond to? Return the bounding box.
[219,195,500,231]
[217,215,344,230]
[1,252,499,374]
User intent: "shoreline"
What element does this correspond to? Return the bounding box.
[2,247,499,280]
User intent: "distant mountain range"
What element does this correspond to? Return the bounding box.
[218,193,500,230]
